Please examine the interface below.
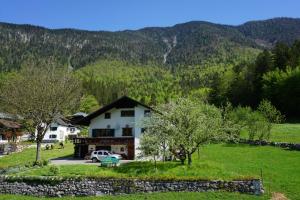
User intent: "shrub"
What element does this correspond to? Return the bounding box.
[258,99,284,123]
[49,165,60,176]
[229,106,271,141]
[33,159,49,167]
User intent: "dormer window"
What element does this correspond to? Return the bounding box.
[105,113,111,119]
[121,110,135,117]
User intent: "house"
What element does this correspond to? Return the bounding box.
[43,116,81,143]
[0,113,23,143]
[74,96,152,160]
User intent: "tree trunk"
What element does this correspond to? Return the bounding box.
[154,155,157,171]
[35,141,41,162]
[180,158,185,165]
[187,153,192,166]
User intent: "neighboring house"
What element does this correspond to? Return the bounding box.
[43,117,81,143]
[0,113,23,143]
[74,96,152,160]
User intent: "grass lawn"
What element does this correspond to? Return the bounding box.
[0,142,74,170]
[12,144,300,200]
[271,123,300,143]
[0,192,264,200]
[241,123,300,143]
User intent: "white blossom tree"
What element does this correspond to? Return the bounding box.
[140,98,225,166]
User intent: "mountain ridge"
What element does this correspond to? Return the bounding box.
[0,17,300,71]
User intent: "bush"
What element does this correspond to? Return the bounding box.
[33,159,49,167]
[258,99,284,123]
[49,165,60,176]
[229,106,271,141]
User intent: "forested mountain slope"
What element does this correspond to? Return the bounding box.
[1,17,300,71]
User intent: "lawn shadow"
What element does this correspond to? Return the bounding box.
[50,154,74,160]
[221,143,257,148]
[112,161,181,176]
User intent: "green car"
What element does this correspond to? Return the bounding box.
[100,156,119,167]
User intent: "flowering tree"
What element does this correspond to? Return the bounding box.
[140,98,225,165]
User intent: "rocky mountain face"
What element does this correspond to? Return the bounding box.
[0,17,300,71]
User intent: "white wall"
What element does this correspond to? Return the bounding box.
[89,108,135,137]
[0,134,8,143]
[134,105,147,156]
[88,105,149,158]
[43,122,80,142]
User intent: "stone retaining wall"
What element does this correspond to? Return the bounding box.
[0,177,264,197]
[238,139,300,151]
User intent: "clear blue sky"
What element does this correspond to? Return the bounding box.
[0,0,299,31]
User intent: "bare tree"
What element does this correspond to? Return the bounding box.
[0,64,82,162]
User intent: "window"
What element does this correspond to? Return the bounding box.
[121,110,135,117]
[50,127,57,131]
[97,151,102,155]
[122,128,133,136]
[144,110,151,117]
[104,152,109,155]
[92,129,115,137]
[141,128,147,133]
[69,128,75,133]
[104,113,111,119]
[49,134,57,139]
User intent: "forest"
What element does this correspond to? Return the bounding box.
[74,40,300,119]
[0,40,299,119]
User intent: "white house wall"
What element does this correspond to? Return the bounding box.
[88,104,148,158]
[43,123,80,142]
[134,105,146,156]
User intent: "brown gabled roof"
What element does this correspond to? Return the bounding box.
[0,119,21,129]
[78,96,152,126]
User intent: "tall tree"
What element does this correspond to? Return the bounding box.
[273,42,291,70]
[0,64,82,162]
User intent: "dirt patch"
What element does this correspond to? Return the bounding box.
[271,192,288,200]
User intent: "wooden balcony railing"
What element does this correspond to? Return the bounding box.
[73,137,134,145]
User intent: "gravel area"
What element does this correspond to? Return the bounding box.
[50,158,133,165]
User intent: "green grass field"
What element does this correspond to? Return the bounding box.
[0,142,73,170]
[0,192,264,200]
[241,123,300,143]
[11,144,300,199]
[271,123,300,143]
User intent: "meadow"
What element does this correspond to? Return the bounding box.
[0,142,74,170]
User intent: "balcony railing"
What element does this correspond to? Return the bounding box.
[73,136,134,145]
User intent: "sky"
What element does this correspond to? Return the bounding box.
[0,0,299,31]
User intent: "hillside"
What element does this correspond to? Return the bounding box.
[0,17,300,71]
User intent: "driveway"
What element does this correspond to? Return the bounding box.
[50,158,133,165]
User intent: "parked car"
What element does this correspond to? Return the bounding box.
[91,150,122,162]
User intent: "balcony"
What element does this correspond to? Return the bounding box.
[73,136,134,145]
